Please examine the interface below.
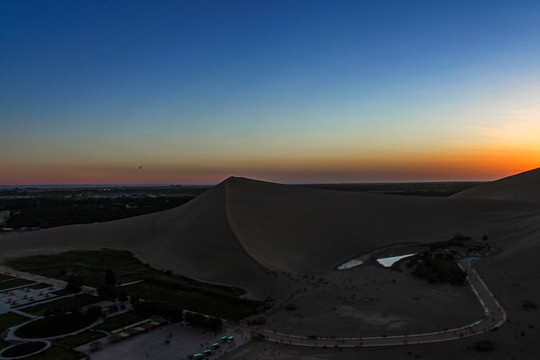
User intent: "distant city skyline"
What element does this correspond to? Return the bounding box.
[1,1,539,185]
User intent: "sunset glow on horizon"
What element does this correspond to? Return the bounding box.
[1,1,539,185]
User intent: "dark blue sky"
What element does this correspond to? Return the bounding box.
[1,1,539,184]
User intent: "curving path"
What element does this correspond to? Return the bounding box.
[0,341,51,360]
[238,261,506,347]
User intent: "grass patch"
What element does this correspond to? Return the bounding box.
[0,274,13,281]
[5,249,266,320]
[0,339,13,350]
[0,278,33,290]
[0,312,31,332]
[21,294,99,316]
[4,249,243,293]
[95,311,147,332]
[129,281,266,320]
[54,331,105,349]
[1,341,47,357]
[25,345,81,360]
[15,312,96,339]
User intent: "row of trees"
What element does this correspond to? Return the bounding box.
[2,196,195,228]
[65,268,223,331]
[66,268,127,300]
[409,252,466,285]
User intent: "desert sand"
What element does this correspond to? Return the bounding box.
[453,167,540,202]
[1,168,540,359]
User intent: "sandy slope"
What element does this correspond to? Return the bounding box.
[452,167,540,202]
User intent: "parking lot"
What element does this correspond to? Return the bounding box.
[79,323,251,360]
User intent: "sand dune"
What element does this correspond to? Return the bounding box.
[224,176,538,274]
[3,171,540,358]
[452,167,540,202]
[2,174,539,293]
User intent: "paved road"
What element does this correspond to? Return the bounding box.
[78,323,250,360]
[240,261,506,347]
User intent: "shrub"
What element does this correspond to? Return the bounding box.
[2,342,46,357]
[134,301,183,322]
[522,300,538,311]
[184,312,222,331]
[65,275,83,293]
[473,340,494,352]
[85,306,103,321]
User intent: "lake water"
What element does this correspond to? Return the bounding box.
[337,252,417,270]
[337,255,369,270]
[337,258,362,270]
[376,253,416,267]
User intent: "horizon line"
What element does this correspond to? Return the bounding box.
[0,179,490,189]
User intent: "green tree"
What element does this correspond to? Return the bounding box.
[98,268,118,300]
[65,274,83,293]
[105,268,116,286]
[85,305,103,321]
